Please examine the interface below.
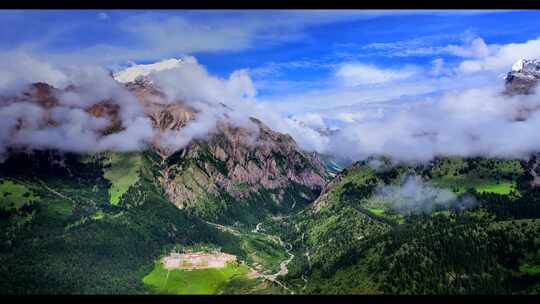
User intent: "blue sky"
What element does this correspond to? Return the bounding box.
[3,10,539,69]
[3,10,540,117]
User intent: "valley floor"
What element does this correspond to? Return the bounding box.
[142,220,295,295]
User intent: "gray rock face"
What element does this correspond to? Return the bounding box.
[158,116,329,210]
[504,59,540,95]
[123,78,329,212]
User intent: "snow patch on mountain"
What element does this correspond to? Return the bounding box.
[512,59,525,72]
[507,59,540,77]
[113,58,195,83]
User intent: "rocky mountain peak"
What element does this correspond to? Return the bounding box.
[504,59,540,95]
[159,115,329,214]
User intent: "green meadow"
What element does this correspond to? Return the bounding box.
[367,208,385,216]
[430,157,522,195]
[475,182,516,194]
[519,264,540,275]
[432,176,516,195]
[0,179,37,210]
[143,262,251,294]
[103,153,142,205]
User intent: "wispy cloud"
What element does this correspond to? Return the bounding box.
[349,31,496,59]
[0,10,400,66]
[97,12,109,20]
[250,60,336,78]
[335,63,421,86]
[0,10,512,67]
[458,36,540,74]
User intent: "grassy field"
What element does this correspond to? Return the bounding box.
[432,176,516,195]
[143,262,251,294]
[519,264,540,275]
[0,179,37,210]
[367,208,385,216]
[432,210,451,217]
[362,195,405,223]
[475,182,515,194]
[103,153,142,205]
[430,157,522,195]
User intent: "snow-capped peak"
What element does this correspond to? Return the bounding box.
[113,58,194,83]
[505,59,540,81]
[512,59,525,72]
[505,59,540,95]
[510,58,540,74]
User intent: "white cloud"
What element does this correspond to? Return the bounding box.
[443,37,491,58]
[0,53,154,159]
[255,34,540,162]
[98,12,109,20]
[0,52,69,94]
[260,78,448,115]
[458,37,540,74]
[335,63,419,86]
[5,30,540,166]
[429,58,450,77]
[291,113,327,129]
[113,58,189,83]
[8,10,511,67]
[359,34,496,59]
[375,175,477,214]
[149,58,257,106]
[325,85,540,162]
[19,11,395,66]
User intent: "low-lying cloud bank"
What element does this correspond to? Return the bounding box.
[142,56,329,154]
[0,52,325,161]
[291,36,540,162]
[4,41,540,165]
[326,85,540,162]
[375,175,477,214]
[0,52,155,161]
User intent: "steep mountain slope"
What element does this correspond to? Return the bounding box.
[159,117,326,224]
[0,70,329,294]
[123,78,328,225]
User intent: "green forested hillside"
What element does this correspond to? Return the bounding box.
[269,157,540,294]
[0,151,267,294]
[1,151,539,294]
